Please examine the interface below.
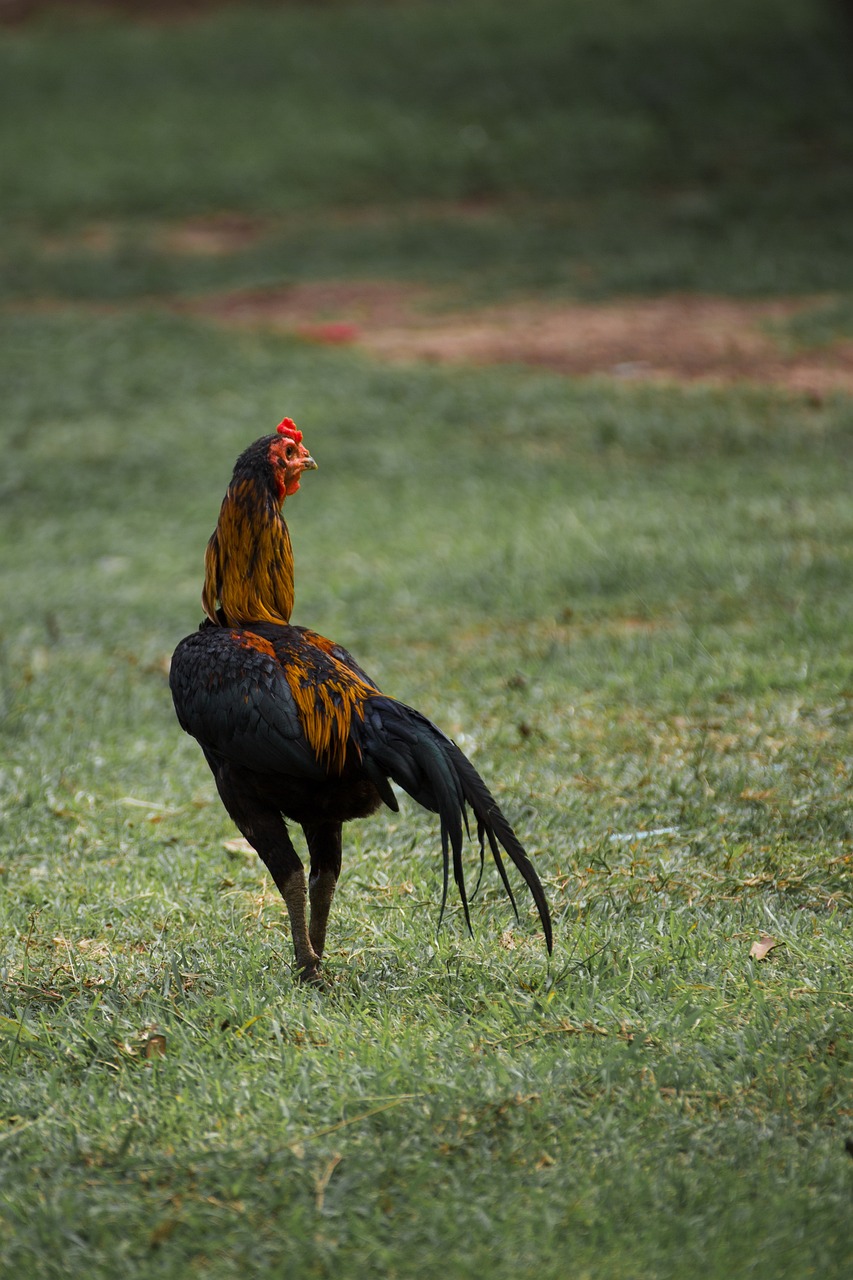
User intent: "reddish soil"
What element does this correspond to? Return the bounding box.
[180,282,853,395]
[19,211,853,393]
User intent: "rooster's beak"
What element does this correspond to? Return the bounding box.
[298,445,318,471]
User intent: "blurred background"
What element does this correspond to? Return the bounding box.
[3,0,853,306]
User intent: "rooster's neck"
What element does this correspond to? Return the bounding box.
[202,478,295,627]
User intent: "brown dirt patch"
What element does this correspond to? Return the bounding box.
[180,281,430,331]
[157,213,273,257]
[181,282,853,395]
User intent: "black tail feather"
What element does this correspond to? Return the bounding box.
[359,697,553,952]
[413,734,472,936]
[439,824,450,933]
[449,740,553,953]
[470,818,488,902]
[449,815,472,938]
[480,817,519,920]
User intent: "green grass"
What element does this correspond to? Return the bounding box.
[1,311,851,1277]
[2,0,853,303]
[1,1,852,1275]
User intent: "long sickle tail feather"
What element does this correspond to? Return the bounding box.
[358,698,553,951]
[447,740,553,952]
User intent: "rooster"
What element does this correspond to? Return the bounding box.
[169,419,552,982]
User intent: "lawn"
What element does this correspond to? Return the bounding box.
[3,0,853,305]
[1,2,852,1277]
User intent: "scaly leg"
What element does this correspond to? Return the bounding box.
[304,822,343,962]
[278,867,322,983]
[210,764,321,982]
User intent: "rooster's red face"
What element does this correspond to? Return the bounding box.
[268,435,317,501]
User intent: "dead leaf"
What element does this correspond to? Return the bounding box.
[149,1218,178,1246]
[145,1034,167,1059]
[76,938,111,958]
[749,934,778,961]
[739,788,777,803]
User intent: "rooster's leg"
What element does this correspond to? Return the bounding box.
[210,767,321,981]
[304,822,342,961]
[277,868,322,983]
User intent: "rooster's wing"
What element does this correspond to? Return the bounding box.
[169,624,327,780]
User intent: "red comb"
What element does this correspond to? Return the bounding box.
[276,417,303,444]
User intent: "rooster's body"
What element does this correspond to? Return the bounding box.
[170,422,552,982]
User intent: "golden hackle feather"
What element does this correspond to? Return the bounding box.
[202,478,295,627]
[201,447,375,775]
[281,630,376,774]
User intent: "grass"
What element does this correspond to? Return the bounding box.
[2,0,853,303]
[1,1,852,1275]
[1,311,851,1278]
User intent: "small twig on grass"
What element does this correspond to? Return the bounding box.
[486,1020,614,1050]
[117,796,186,814]
[789,988,853,999]
[288,1096,420,1154]
[314,1152,343,1212]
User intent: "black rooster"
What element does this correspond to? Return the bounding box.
[170,419,552,982]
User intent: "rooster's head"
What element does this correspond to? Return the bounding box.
[231,417,318,506]
[270,418,317,499]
